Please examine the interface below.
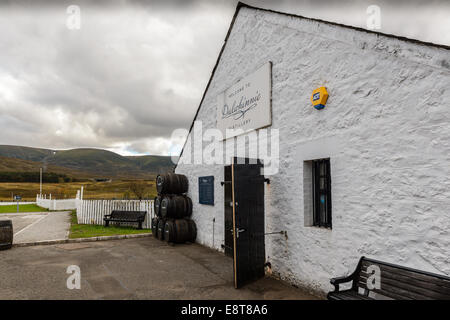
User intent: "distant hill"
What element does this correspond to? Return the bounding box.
[0,155,83,175]
[126,155,175,173]
[0,145,174,179]
[0,145,54,162]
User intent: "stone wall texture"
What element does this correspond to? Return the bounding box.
[175,7,450,296]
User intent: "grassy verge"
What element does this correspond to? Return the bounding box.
[68,211,150,239]
[0,204,48,213]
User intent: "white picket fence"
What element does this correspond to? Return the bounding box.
[76,200,154,229]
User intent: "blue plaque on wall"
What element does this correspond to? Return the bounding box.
[199,176,214,205]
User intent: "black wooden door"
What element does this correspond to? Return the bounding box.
[232,158,265,288]
[224,165,233,257]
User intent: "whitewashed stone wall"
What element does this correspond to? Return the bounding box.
[36,196,79,211]
[175,7,450,296]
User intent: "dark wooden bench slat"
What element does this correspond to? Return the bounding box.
[360,263,450,297]
[358,278,435,300]
[360,270,450,299]
[356,281,413,300]
[104,210,146,229]
[108,211,145,219]
[361,266,450,292]
[359,278,433,300]
[328,257,450,300]
[361,260,450,288]
[107,211,146,219]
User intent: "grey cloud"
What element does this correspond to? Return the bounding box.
[0,2,227,155]
[0,0,448,155]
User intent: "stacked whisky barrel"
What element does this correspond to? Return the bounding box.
[152,173,197,244]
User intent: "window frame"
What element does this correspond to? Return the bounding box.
[312,158,332,229]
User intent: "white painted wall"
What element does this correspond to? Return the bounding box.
[36,194,80,211]
[175,7,450,296]
[37,198,79,211]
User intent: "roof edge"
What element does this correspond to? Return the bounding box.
[239,2,450,51]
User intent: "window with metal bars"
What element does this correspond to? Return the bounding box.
[312,158,332,228]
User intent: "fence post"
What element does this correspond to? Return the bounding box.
[86,201,89,224]
[89,200,93,225]
[83,200,87,224]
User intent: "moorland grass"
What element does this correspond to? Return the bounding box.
[0,204,48,213]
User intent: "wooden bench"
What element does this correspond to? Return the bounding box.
[328,256,450,300]
[104,210,146,229]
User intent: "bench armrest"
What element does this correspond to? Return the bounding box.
[330,275,354,292]
[104,215,112,219]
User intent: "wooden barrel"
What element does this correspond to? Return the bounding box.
[157,218,166,241]
[186,219,197,242]
[185,196,193,217]
[154,196,162,217]
[160,195,192,219]
[0,220,13,251]
[151,217,159,238]
[163,219,177,243]
[156,173,188,194]
[164,219,197,244]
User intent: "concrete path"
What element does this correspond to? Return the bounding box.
[0,211,71,244]
[0,237,319,300]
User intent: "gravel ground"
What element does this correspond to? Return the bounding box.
[0,237,319,300]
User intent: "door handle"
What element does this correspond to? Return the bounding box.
[230,228,246,238]
[236,228,246,238]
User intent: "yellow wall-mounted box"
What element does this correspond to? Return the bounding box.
[311,87,329,110]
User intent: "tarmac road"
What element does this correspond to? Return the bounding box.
[0,211,71,244]
[0,237,319,300]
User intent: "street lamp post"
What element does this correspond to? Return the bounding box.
[40,168,42,197]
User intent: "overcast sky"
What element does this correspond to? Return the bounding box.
[0,0,449,156]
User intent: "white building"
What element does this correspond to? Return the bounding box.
[174,3,450,296]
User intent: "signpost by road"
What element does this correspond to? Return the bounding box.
[14,195,22,213]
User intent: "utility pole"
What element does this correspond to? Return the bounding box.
[39,167,43,196]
